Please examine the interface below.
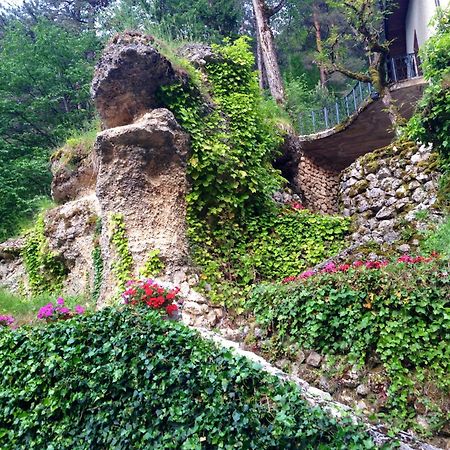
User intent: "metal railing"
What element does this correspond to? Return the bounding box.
[298,81,376,135]
[387,52,422,83]
[298,52,421,135]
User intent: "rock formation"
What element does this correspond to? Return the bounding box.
[95,110,190,301]
[91,31,177,129]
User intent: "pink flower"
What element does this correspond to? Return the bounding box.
[338,264,350,272]
[56,297,65,306]
[291,202,305,210]
[321,262,337,273]
[299,269,315,279]
[37,303,54,319]
[57,307,71,315]
[353,260,364,267]
[74,305,85,315]
[0,315,15,326]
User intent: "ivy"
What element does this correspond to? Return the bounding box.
[159,37,349,307]
[109,213,133,290]
[21,214,67,295]
[139,249,164,279]
[247,259,450,428]
[91,217,104,303]
[0,307,383,449]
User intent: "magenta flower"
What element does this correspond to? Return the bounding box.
[0,315,15,326]
[74,305,85,315]
[56,297,65,306]
[57,307,71,315]
[37,303,54,319]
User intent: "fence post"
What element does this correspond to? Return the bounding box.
[352,88,357,112]
[324,107,329,129]
[391,58,397,83]
[345,96,349,117]
[335,101,340,124]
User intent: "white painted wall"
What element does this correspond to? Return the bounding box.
[405,0,450,52]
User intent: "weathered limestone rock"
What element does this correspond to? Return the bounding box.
[0,238,26,293]
[95,109,190,301]
[44,195,100,296]
[51,148,97,203]
[91,31,177,129]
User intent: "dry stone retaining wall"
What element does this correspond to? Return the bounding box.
[296,153,340,214]
[340,142,440,245]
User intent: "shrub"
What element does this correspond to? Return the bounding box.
[247,257,450,421]
[0,307,383,449]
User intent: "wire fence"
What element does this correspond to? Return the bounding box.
[298,52,422,135]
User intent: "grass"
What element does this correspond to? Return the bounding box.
[0,289,93,325]
[421,214,450,258]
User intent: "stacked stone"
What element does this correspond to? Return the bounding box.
[296,153,340,214]
[340,144,439,245]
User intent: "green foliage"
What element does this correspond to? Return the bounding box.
[91,217,104,303]
[109,213,133,290]
[407,9,450,204]
[0,19,100,240]
[139,249,165,278]
[421,215,450,258]
[51,119,100,170]
[98,0,242,42]
[247,260,450,424]
[0,306,382,449]
[21,215,67,296]
[160,37,349,307]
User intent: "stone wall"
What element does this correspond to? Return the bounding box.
[340,142,440,246]
[296,153,340,214]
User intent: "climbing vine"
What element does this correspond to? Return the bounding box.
[160,38,349,307]
[22,214,67,295]
[139,249,164,279]
[109,213,133,290]
[91,217,104,303]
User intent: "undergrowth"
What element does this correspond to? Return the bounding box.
[247,258,450,431]
[0,306,384,449]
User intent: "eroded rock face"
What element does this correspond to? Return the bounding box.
[91,31,177,129]
[95,109,190,302]
[45,195,100,296]
[51,152,97,203]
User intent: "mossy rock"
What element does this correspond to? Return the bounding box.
[348,179,369,197]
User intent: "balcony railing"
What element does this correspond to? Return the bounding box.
[387,52,422,83]
[298,52,421,136]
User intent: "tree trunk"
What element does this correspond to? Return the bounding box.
[312,5,327,87]
[252,0,285,104]
[256,32,268,90]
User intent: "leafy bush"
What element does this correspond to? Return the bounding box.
[0,307,380,449]
[247,257,450,420]
[407,9,450,205]
[0,20,100,241]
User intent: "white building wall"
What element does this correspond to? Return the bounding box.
[405,0,450,53]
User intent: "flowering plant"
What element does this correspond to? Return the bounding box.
[282,253,440,284]
[0,315,15,328]
[121,279,180,317]
[37,297,85,322]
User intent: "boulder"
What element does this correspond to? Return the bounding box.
[95,109,190,302]
[91,31,177,129]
